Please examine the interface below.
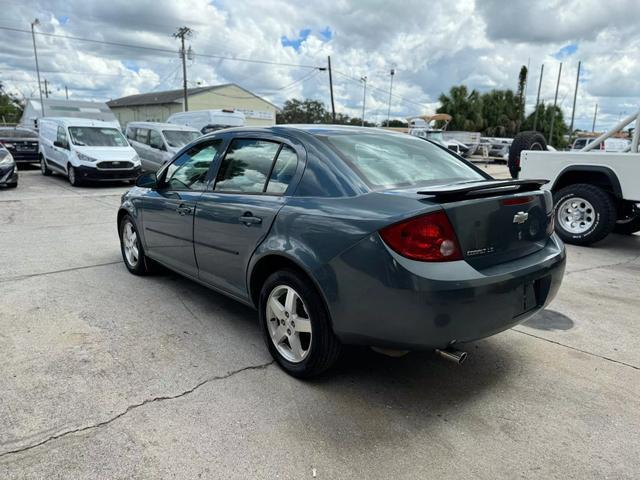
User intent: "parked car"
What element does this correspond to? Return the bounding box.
[39,117,141,186]
[126,122,201,172]
[0,147,18,188]
[117,125,566,377]
[167,109,245,134]
[0,127,39,164]
[571,136,631,152]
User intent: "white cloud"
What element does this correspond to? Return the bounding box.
[0,0,638,129]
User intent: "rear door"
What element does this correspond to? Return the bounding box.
[194,135,302,298]
[141,139,224,276]
[148,129,169,171]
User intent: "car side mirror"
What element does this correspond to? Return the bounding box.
[53,140,67,149]
[135,172,158,189]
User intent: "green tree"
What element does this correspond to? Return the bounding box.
[0,83,23,124]
[436,85,483,131]
[515,65,528,132]
[522,102,568,147]
[276,98,330,124]
[481,89,520,137]
[382,119,408,128]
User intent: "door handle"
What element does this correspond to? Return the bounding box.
[176,204,193,216]
[239,212,262,226]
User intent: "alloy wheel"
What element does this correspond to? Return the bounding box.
[122,221,139,267]
[266,285,312,363]
[557,196,595,234]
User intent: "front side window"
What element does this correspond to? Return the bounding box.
[163,130,201,148]
[163,140,223,191]
[324,133,484,189]
[68,127,128,147]
[214,139,281,193]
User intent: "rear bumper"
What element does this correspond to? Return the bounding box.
[10,151,39,162]
[75,165,141,182]
[0,164,18,186]
[324,234,566,350]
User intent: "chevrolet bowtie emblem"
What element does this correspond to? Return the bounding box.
[513,211,529,224]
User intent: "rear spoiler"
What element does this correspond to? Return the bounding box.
[417,179,548,199]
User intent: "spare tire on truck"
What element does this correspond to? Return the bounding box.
[508,131,547,178]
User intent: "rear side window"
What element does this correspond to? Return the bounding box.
[56,126,68,146]
[126,127,137,141]
[136,128,149,145]
[266,145,298,194]
[149,130,164,149]
[214,139,281,193]
[324,133,484,189]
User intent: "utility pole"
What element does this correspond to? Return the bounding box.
[65,85,69,100]
[532,64,544,131]
[327,56,335,123]
[31,18,45,117]
[592,103,598,132]
[568,60,581,144]
[44,78,49,98]
[360,76,367,126]
[173,26,193,112]
[386,68,395,127]
[548,62,562,145]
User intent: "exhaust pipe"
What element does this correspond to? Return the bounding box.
[435,348,467,365]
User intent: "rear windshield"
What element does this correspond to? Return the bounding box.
[324,133,485,189]
[162,130,200,148]
[0,128,36,138]
[68,127,128,147]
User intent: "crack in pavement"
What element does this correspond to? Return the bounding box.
[0,261,122,284]
[0,361,274,459]
[512,328,639,371]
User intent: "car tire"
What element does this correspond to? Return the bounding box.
[67,164,81,186]
[119,215,153,275]
[553,184,617,245]
[40,156,52,176]
[508,131,547,179]
[259,269,341,378]
[614,215,640,235]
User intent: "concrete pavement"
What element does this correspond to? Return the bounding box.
[1,169,638,479]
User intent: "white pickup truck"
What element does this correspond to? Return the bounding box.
[510,119,640,245]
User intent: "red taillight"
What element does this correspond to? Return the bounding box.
[379,210,463,262]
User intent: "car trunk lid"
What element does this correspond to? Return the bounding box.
[416,179,553,268]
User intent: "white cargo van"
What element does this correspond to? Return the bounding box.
[125,122,201,172]
[167,109,245,134]
[39,117,141,186]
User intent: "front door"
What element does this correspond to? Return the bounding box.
[194,138,300,298]
[142,139,224,277]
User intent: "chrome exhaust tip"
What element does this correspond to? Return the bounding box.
[435,348,468,365]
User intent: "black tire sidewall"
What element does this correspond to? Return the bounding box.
[553,185,615,245]
[258,269,339,378]
[119,215,148,275]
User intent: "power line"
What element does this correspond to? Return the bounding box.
[0,25,323,70]
[334,70,430,111]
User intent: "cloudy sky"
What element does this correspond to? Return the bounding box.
[1,0,639,129]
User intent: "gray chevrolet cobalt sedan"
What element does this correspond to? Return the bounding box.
[117,125,566,377]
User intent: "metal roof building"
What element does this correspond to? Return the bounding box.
[107,83,279,127]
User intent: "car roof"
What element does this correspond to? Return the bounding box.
[41,117,119,128]
[127,121,198,131]
[209,124,403,137]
